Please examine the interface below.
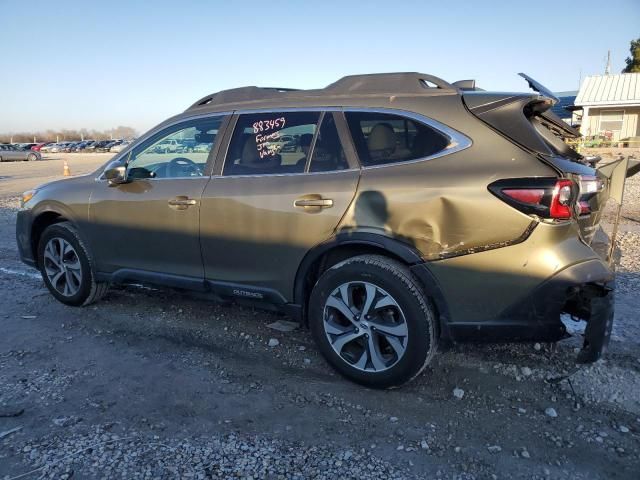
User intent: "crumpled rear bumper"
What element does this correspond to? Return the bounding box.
[507,258,615,364]
[431,257,616,364]
[569,280,614,364]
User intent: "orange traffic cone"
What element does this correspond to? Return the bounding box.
[63,161,71,176]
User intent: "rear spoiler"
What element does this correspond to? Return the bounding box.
[518,73,581,139]
[518,73,559,104]
[464,93,580,157]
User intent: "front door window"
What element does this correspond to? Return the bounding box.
[127,117,223,179]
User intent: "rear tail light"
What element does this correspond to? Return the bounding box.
[549,179,574,219]
[578,175,604,195]
[489,178,577,220]
[575,174,605,216]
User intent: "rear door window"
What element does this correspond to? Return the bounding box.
[223,112,320,176]
[345,111,450,167]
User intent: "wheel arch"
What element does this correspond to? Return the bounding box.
[30,206,76,267]
[293,232,451,338]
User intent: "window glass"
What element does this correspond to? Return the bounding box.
[223,112,320,176]
[599,110,624,133]
[345,112,450,167]
[309,113,349,172]
[127,116,222,179]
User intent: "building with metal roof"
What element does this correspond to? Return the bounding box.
[551,91,578,125]
[575,73,640,141]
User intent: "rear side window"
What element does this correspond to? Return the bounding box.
[345,112,449,167]
[223,112,320,176]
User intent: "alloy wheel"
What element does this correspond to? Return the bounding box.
[323,281,408,372]
[43,237,82,297]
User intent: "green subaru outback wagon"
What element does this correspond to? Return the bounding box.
[17,72,634,388]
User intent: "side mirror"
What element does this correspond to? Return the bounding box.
[103,160,127,186]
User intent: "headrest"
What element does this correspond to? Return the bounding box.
[239,135,260,165]
[238,135,280,169]
[299,133,313,148]
[367,123,396,161]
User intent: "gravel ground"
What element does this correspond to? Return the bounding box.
[0,154,639,479]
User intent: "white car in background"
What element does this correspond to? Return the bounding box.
[110,141,131,153]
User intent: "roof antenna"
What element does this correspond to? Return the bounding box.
[605,50,611,75]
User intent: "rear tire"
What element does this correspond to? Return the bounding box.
[38,222,109,306]
[27,153,37,161]
[309,254,437,388]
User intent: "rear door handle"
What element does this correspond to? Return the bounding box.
[294,198,334,208]
[168,196,197,209]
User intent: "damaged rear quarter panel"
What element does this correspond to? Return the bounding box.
[337,95,558,260]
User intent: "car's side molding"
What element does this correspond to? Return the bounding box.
[96,269,288,301]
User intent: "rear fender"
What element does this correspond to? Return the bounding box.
[294,232,451,337]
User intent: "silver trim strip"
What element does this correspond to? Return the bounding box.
[97,106,471,182]
[219,106,472,177]
[233,107,340,114]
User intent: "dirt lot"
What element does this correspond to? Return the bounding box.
[0,154,639,479]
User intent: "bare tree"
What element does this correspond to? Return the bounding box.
[0,126,138,144]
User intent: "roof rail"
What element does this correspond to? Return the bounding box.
[187,72,458,111]
[324,72,456,94]
[188,86,300,110]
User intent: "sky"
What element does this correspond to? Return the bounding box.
[0,0,638,135]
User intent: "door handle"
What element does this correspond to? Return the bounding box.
[294,198,334,208]
[168,196,197,209]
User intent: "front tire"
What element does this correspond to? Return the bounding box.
[309,254,437,388]
[38,222,109,306]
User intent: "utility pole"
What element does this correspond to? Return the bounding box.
[578,69,582,89]
[605,50,611,75]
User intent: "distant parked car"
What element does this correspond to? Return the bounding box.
[279,135,298,153]
[85,141,102,152]
[153,139,181,153]
[90,140,114,152]
[48,144,63,153]
[193,143,211,153]
[47,142,75,153]
[13,143,37,151]
[72,141,94,152]
[178,139,196,152]
[96,141,118,152]
[31,143,49,152]
[62,142,80,153]
[110,141,131,153]
[39,143,57,153]
[0,144,40,161]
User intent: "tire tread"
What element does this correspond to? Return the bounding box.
[40,221,109,306]
[312,254,438,388]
